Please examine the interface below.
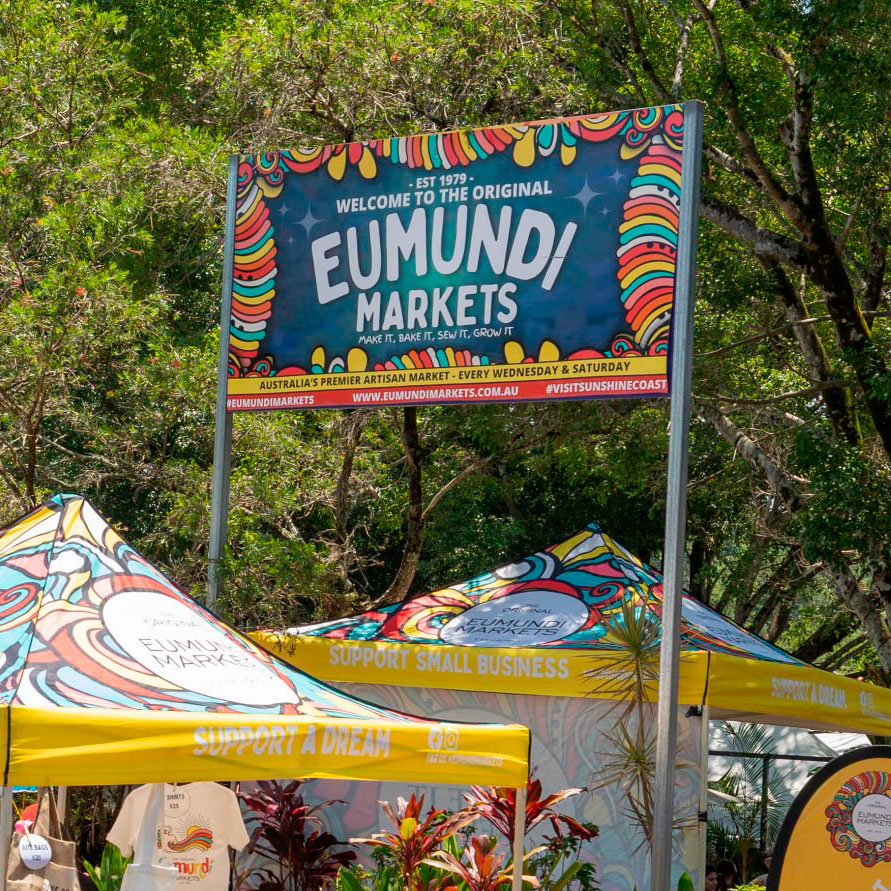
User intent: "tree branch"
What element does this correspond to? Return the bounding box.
[778,75,824,221]
[696,400,804,511]
[670,14,695,96]
[759,256,861,444]
[698,384,848,408]
[332,409,368,591]
[704,143,760,186]
[863,224,888,322]
[372,407,423,607]
[699,193,809,271]
[617,0,673,102]
[698,401,891,673]
[690,0,808,231]
[422,455,492,522]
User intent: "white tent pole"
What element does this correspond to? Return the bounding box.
[698,707,709,891]
[0,785,13,891]
[511,785,526,891]
[56,787,67,822]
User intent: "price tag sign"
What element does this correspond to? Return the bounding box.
[19,834,52,870]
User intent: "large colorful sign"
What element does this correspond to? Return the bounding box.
[226,105,688,410]
[770,746,891,890]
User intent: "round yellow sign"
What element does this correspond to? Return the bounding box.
[771,746,891,890]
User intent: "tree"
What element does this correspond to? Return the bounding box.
[545,0,891,676]
[1,0,887,679]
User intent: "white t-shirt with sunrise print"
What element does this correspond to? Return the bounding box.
[108,783,249,891]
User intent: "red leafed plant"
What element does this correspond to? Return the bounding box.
[352,793,477,891]
[463,772,598,844]
[239,780,355,891]
[427,835,515,891]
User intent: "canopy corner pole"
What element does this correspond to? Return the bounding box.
[208,153,240,608]
[698,706,709,891]
[56,786,67,821]
[651,98,704,891]
[759,756,770,849]
[511,785,526,891]
[0,785,13,891]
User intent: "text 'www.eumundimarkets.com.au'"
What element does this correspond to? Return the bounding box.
[353,386,520,402]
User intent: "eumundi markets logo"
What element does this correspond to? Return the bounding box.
[311,198,576,337]
[228,108,689,409]
[439,591,589,647]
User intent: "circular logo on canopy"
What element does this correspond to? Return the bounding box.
[19,834,52,870]
[439,591,589,647]
[104,591,297,706]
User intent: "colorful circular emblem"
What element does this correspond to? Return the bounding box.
[439,590,590,647]
[825,771,891,867]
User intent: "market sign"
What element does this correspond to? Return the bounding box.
[225,105,688,411]
[770,745,891,889]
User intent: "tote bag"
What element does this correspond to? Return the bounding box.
[7,788,80,891]
[119,785,177,891]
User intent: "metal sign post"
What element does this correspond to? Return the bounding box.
[208,154,239,608]
[650,99,703,891]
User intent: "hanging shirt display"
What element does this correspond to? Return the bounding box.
[108,783,249,891]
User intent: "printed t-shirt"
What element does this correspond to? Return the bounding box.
[108,783,249,891]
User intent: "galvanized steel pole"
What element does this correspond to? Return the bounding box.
[207,154,239,608]
[650,99,703,891]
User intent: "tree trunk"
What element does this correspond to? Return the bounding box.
[332,409,367,593]
[373,407,423,606]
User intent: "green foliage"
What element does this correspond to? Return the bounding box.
[83,844,132,891]
[528,833,599,891]
[4,2,888,883]
[0,0,888,681]
[708,723,789,881]
[337,861,401,891]
[346,783,599,891]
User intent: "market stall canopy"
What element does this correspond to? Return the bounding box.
[0,495,529,787]
[255,524,891,736]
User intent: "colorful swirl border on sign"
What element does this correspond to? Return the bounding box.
[825,771,891,867]
[228,106,684,378]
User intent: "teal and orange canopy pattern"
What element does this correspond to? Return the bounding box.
[287,524,800,664]
[0,496,530,787]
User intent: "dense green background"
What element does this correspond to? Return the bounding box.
[1,0,890,687]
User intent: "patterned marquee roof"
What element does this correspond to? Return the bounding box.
[292,524,801,665]
[0,495,417,717]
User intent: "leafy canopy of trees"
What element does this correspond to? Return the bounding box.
[1,0,890,680]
